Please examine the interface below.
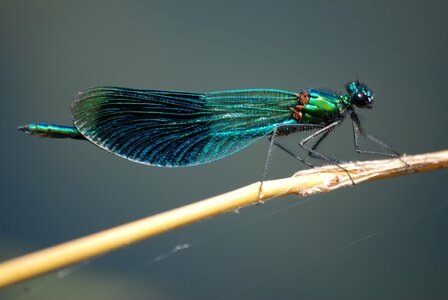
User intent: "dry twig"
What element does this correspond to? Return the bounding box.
[0,150,447,288]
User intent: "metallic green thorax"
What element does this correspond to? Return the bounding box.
[293,89,350,124]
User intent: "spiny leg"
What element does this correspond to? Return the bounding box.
[349,110,408,165]
[298,121,356,184]
[258,126,280,202]
[307,129,332,160]
[271,140,314,168]
[258,124,323,202]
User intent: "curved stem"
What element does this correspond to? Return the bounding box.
[0,150,447,288]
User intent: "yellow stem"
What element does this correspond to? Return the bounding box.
[0,150,447,288]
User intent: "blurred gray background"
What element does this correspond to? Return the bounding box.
[1,0,447,299]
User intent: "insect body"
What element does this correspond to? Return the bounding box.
[19,81,398,172]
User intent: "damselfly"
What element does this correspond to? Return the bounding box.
[19,81,402,185]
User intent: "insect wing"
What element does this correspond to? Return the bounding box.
[71,88,297,166]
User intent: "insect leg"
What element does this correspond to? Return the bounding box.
[299,121,355,184]
[258,124,322,202]
[349,111,407,164]
[271,140,314,168]
[271,123,325,167]
[307,129,332,160]
[258,126,280,202]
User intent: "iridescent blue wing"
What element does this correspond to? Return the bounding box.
[71,87,298,167]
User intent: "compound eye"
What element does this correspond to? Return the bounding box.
[353,92,370,107]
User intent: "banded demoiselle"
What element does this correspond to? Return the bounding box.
[18,81,401,183]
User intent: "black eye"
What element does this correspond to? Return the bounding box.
[353,92,370,107]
